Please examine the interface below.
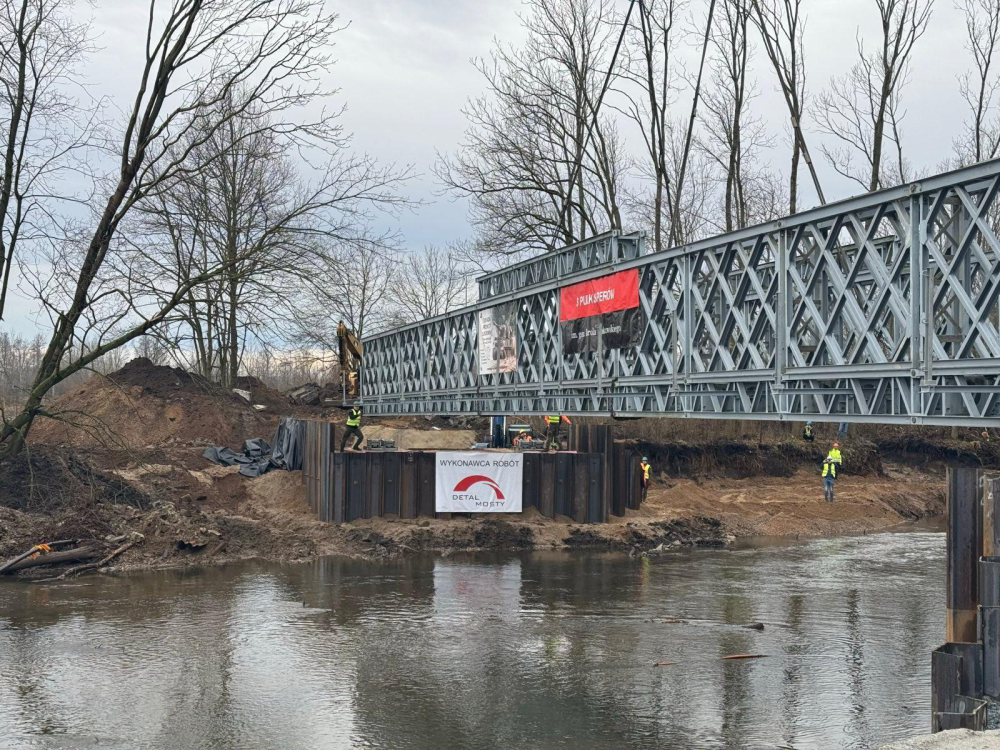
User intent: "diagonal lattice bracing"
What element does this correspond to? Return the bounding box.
[361,159,1000,425]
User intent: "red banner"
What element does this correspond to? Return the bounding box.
[559,268,639,321]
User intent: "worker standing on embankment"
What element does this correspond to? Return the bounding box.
[341,402,364,452]
[543,413,571,451]
[827,441,843,470]
[640,456,651,502]
[822,457,837,502]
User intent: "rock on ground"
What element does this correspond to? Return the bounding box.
[880,729,1000,749]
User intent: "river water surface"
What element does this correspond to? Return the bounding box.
[0,530,945,749]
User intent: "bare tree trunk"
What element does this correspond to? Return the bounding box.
[0,0,90,321]
[816,0,932,192]
[672,0,717,246]
[750,0,826,208]
[789,137,800,213]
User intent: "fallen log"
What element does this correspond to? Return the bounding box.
[0,540,78,574]
[34,537,143,582]
[1,546,100,574]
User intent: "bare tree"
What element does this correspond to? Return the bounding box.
[132,93,406,387]
[954,0,1000,165]
[0,0,93,322]
[816,0,933,192]
[0,0,405,458]
[394,244,472,323]
[293,240,400,352]
[625,117,713,244]
[750,0,825,211]
[616,0,683,252]
[436,0,627,256]
[701,0,748,231]
[697,0,785,232]
[671,0,716,246]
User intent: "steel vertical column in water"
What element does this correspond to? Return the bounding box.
[947,468,981,643]
[981,476,1000,698]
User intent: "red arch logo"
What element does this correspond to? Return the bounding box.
[453,475,505,499]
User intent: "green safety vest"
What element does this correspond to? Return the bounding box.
[347,408,361,427]
[545,415,561,424]
[822,462,836,478]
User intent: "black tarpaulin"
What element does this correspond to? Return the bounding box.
[202,417,304,477]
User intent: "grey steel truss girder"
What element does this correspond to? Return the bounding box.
[361,158,1000,425]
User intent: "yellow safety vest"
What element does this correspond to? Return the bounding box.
[641,463,650,481]
[828,448,842,464]
[545,415,561,424]
[346,408,361,427]
[822,462,836,478]
[804,425,813,438]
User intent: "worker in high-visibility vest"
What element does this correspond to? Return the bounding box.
[543,413,572,451]
[827,442,843,468]
[341,402,364,452]
[640,456,651,502]
[822,456,837,502]
[802,420,814,442]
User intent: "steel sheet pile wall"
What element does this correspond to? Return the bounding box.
[362,160,1000,426]
[930,468,994,733]
[982,476,1000,701]
[299,420,642,524]
[302,420,336,521]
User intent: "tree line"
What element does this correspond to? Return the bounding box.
[0,0,996,458]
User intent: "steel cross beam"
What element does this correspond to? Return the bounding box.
[361,158,1000,426]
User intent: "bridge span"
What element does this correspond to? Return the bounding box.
[361,159,1000,426]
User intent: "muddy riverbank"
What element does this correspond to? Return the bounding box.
[0,440,946,576]
[0,359,967,576]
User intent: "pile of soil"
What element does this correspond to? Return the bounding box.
[0,448,149,561]
[31,358,277,450]
[0,448,146,515]
[0,444,371,574]
[233,375,291,413]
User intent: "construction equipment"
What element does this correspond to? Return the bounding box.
[337,321,362,402]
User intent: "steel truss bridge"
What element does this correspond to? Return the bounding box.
[361,159,1000,426]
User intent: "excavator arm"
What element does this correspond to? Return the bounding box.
[336,321,362,400]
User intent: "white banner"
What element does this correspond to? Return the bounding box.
[435,452,523,512]
[478,303,516,375]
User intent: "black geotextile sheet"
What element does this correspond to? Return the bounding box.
[202,417,304,477]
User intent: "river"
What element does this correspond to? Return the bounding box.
[0,530,945,749]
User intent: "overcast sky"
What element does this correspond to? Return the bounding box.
[4,0,976,332]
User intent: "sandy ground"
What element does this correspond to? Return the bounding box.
[350,424,476,450]
[640,465,944,538]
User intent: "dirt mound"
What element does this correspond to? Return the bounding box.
[32,358,276,449]
[234,375,291,412]
[0,448,147,514]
